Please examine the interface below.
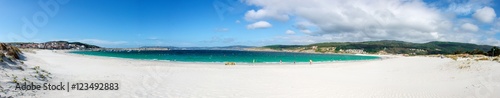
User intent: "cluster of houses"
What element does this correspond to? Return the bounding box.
[8,42,90,50]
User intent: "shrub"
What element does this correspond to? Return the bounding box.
[0,43,7,50]
[446,55,458,61]
[38,74,46,80]
[450,56,458,61]
[0,51,4,58]
[225,62,236,65]
[476,57,489,61]
[34,66,40,70]
[12,78,18,84]
[6,50,19,59]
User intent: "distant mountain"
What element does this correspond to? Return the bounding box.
[263,40,497,55]
[140,45,256,50]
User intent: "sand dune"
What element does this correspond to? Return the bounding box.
[13,50,500,97]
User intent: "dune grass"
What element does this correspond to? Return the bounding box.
[225,62,236,65]
[446,55,458,61]
[476,57,489,61]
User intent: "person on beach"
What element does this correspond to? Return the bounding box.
[309,59,313,65]
[280,59,282,64]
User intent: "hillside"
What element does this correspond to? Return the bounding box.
[141,45,256,50]
[262,40,498,55]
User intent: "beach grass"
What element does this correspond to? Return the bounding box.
[476,57,489,61]
[446,55,458,61]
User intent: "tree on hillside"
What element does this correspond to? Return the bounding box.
[487,47,500,56]
[467,49,486,55]
[453,50,465,54]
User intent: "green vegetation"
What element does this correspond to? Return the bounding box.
[264,45,306,50]
[66,41,101,48]
[12,75,18,84]
[486,47,500,56]
[263,40,497,55]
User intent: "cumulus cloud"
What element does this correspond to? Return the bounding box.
[245,0,449,42]
[244,9,289,21]
[285,30,295,34]
[244,0,500,45]
[247,21,272,29]
[445,0,492,15]
[461,23,479,32]
[300,30,312,34]
[473,6,496,23]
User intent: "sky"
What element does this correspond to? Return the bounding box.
[0,0,500,48]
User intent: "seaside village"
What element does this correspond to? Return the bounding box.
[7,42,91,50]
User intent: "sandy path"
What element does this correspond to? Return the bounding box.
[22,50,500,98]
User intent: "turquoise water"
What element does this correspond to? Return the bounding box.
[71,50,379,63]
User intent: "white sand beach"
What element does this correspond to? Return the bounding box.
[6,50,500,97]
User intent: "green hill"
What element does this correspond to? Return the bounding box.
[263,40,497,55]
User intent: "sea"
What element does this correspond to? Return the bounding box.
[70,50,379,63]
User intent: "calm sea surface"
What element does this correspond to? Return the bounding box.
[71,50,379,63]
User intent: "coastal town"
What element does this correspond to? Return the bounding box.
[6,41,100,50]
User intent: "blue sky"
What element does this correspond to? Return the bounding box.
[1,0,500,48]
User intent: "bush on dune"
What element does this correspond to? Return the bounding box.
[8,46,22,53]
[225,62,236,65]
[6,50,20,59]
[476,57,489,61]
[0,43,7,51]
[0,43,22,60]
[0,51,4,58]
[446,55,458,61]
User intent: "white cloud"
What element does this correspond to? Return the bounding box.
[244,0,500,46]
[235,20,240,23]
[461,23,479,32]
[473,6,496,23]
[244,9,289,21]
[300,30,312,34]
[285,30,295,34]
[246,21,272,29]
[78,39,127,47]
[245,0,449,42]
[445,0,492,15]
